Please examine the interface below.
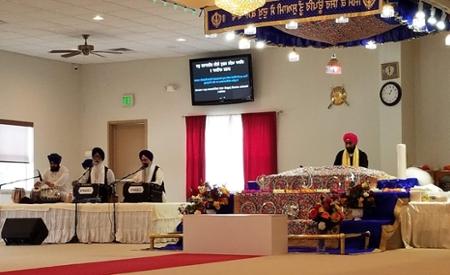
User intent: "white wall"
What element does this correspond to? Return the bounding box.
[378,43,403,176]
[79,46,382,201]
[413,32,450,169]
[0,50,81,202]
[401,40,418,166]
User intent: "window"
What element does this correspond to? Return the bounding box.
[205,115,244,193]
[0,120,34,190]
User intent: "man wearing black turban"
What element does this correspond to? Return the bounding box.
[133,149,166,202]
[79,147,116,202]
[34,153,71,200]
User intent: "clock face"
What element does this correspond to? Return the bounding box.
[380,82,402,106]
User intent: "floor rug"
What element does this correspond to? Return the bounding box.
[0,253,258,275]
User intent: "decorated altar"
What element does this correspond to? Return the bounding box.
[235,166,404,248]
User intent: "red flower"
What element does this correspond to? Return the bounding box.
[331,212,342,223]
[309,208,318,219]
[320,212,330,219]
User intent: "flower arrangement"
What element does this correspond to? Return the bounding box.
[308,195,344,232]
[345,181,375,209]
[179,181,230,215]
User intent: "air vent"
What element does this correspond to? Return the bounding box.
[108,48,133,52]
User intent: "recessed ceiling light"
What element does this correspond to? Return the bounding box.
[93,15,104,21]
[176,38,187,42]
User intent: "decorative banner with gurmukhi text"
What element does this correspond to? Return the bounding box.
[205,0,382,34]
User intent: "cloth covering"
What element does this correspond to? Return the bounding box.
[0,202,184,244]
[400,202,450,248]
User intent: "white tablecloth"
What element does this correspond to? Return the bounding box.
[0,202,184,244]
[400,202,450,248]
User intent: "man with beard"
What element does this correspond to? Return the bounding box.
[79,147,115,202]
[35,153,71,197]
[334,132,368,168]
[133,149,165,202]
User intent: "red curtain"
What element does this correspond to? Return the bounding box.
[185,115,206,199]
[242,112,277,184]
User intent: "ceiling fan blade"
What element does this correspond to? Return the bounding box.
[92,50,123,54]
[49,50,79,53]
[91,52,105,58]
[61,51,81,58]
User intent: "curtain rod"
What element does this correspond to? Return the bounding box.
[182,110,283,117]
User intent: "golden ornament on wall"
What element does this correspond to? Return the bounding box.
[328,86,349,109]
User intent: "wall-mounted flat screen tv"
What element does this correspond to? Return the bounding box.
[189,54,254,105]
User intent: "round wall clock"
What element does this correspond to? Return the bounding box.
[380,81,402,106]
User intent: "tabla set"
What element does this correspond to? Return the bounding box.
[30,187,62,203]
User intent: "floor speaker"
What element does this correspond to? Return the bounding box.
[1,218,48,245]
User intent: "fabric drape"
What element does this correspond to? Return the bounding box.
[242,112,277,184]
[185,116,206,199]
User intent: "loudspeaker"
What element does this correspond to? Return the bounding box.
[1,218,48,245]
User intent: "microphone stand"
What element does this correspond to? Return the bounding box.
[68,168,91,244]
[110,166,145,243]
[68,201,80,243]
[0,175,41,190]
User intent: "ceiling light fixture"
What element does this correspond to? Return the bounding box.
[244,24,257,35]
[288,48,300,62]
[427,7,437,25]
[412,1,426,30]
[335,16,349,24]
[415,1,425,19]
[436,13,447,30]
[215,0,266,16]
[225,31,236,41]
[285,21,298,30]
[381,2,395,18]
[176,38,187,42]
[238,37,251,49]
[255,41,265,49]
[93,15,104,21]
[365,40,377,50]
[326,54,342,75]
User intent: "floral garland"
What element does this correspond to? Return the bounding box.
[179,182,230,215]
[308,194,344,232]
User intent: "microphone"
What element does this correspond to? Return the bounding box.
[76,167,91,182]
[113,166,146,185]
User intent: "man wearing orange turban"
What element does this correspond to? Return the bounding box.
[333,132,368,168]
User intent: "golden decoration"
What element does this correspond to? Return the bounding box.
[211,12,223,28]
[328,86,349,109]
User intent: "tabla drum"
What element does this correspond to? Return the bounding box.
[11,188,25,203]
[39,188,61,203]
[30,188,41,202]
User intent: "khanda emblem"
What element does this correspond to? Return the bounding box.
[211,12,224,28]
[363,0,376,10]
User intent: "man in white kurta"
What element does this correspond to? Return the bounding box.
[79,147,115,202]
[133,149,165,202]
[35,153,71,199]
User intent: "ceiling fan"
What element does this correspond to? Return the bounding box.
[49,34,123,58]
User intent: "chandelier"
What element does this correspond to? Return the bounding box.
[215,0,266,16]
